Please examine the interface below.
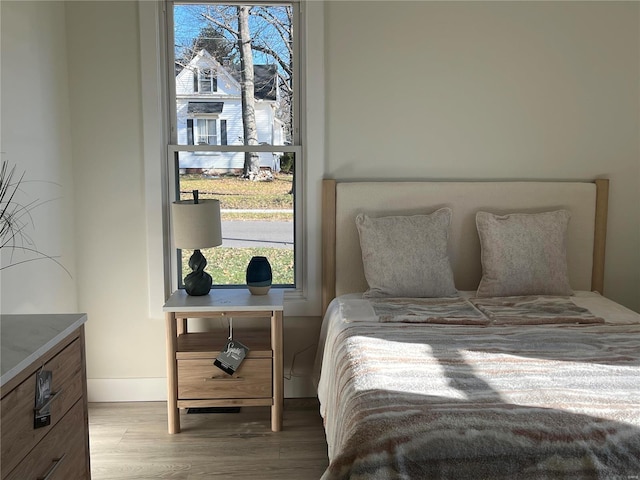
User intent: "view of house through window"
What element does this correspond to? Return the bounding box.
[170,2,299,289]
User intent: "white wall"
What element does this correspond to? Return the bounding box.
[0,1,78,314]
[326,1,640,312]
[2,0,637,404]
[65,1,318,400]
[64,1,170,399]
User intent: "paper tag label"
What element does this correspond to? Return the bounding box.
[213,339,249,375]
[34,370,52,429]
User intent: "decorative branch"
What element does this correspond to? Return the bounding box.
[0,159,72,278]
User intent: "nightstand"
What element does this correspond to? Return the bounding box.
[162,289,284,434]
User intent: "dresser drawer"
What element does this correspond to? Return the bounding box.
[178,358,272,400]
[1,339,84,477]
[4,400,88,480]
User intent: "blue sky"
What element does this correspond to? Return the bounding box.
[173,3,290,67]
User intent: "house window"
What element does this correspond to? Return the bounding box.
[186,118,227,146]
[169,1,301,291]
[195,67,216,93]
[195,118,217,145]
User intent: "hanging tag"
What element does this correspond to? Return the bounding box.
[214,339,249,375]
[34,370,52,429]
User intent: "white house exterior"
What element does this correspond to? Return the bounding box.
[175,49,284,172]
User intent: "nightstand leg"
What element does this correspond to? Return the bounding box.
[165,312,180,434]
[177,317,187,335]
[271,310,284,432]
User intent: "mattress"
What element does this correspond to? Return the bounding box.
[315,291,640,479]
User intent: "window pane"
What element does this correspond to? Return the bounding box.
[194,118,217,145]
[173,3,293,148]
[176,150,295,288]
[199,68,214,93]
[171,2,297,290]
[195,119,206,144]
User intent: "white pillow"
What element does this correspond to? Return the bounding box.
[355,208,458,298]
[476,210,573,297]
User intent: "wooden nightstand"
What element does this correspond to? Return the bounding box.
[162,289,284,434]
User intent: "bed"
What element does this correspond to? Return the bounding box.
[315,179,640,479]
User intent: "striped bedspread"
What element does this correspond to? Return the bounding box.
[316,293,640,480]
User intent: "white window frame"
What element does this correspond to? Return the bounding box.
[194,117,218,145]
[197,67,216,93]
[138,0,324,317]
[168,1,302,293]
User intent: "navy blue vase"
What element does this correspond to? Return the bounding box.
[246,256,272,295]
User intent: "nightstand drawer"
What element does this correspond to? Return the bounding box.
[178,358,272,399]
[1,339,84,477]
[4,400,87,480]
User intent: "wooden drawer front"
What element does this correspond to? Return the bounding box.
[178,358,271,400]
[1,339,83,477]
[4,400,88,480]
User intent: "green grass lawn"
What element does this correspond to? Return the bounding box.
[180,173,293,220]
[182,247,294,285]
[178,173,294,286]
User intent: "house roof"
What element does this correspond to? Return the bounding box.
[237,65,278,101]
[187,102,224,114]
[176,49,278,101]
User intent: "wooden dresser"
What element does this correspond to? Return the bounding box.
[1,314,90,480]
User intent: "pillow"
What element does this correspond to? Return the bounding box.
[355,208,458,298]
[475,210,573,297]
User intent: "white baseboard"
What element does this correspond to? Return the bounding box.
[87,378,167,403]
[87,376,316,402]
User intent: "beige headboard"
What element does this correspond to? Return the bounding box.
[322,179,609,315]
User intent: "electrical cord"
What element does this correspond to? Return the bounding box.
[283,343,316,380]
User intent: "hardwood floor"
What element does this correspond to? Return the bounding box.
[88,399,328,479]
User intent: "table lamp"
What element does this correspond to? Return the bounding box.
[172,191,222,296]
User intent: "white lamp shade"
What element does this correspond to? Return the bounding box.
[171,199,222,249]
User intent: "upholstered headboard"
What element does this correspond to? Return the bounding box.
[321,179,609,315]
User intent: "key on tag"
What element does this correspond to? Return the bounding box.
[34,370,52,429]
[214,339,249,375]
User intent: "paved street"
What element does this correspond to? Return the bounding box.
[221,220,293,248]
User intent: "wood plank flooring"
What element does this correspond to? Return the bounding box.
[88,399,328,479]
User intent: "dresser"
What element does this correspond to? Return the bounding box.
[1,314,90,480]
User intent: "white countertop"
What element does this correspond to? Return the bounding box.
[1,313,88,388]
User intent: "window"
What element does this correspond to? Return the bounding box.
[168,1,301,291]
[196,118,214,145]
[195,67,217,93]
[195,118,217,145]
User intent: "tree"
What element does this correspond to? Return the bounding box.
[196,3,294,179]
[192,25,236,65]
[237,6,260,177]
[249,5,294,147]
[175,24,234,77]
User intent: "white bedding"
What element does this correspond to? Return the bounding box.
[315,291,640,390]
[315,291,640,478]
